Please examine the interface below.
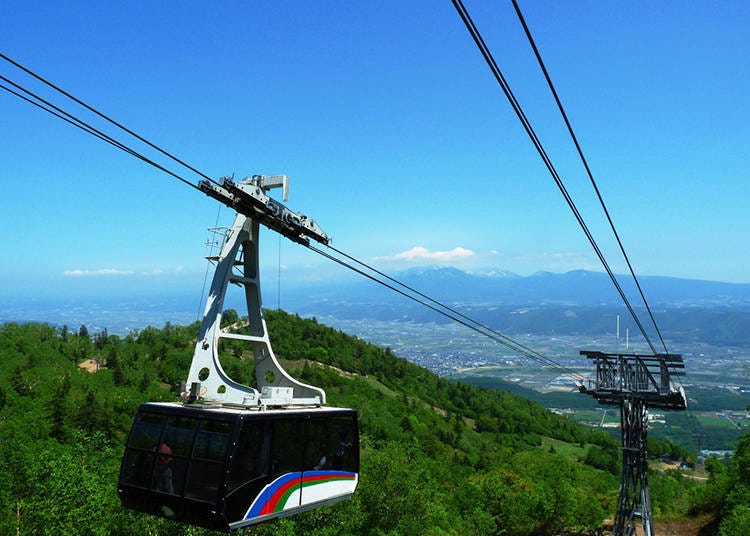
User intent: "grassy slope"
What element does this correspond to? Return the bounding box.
[0,313,706,535]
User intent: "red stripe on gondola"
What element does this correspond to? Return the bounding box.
[260,476,302,515]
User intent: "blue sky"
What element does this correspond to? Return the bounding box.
[2,0,749,305]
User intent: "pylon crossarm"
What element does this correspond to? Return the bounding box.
[580,351,686,410]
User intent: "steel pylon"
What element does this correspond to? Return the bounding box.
[580,351,686,536]
[615,397,652,536]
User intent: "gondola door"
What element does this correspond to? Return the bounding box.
[300,413,359,509]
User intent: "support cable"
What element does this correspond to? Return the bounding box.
[0,76,201,193]
[510,0,669,355]
[326,243,584,381]
[2,54,585,382]
[0,52,217,186]
[309,243,586,382]
[1,82,133,154]
[450,0,657,354]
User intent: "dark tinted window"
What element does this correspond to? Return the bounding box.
[229,419,270,490]
[193,421,230,461]
[305,418,331,470]
[148,417,194,496]
[201,420,232,434]
[163,416,197,457]
[184,419,231,500]
[153,455,187,496]
[120,450,155,489]
[128,412,165,449]
[186,460,223,501]
[331,415,358,472]
[271,419,302,474]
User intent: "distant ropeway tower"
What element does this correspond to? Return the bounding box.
[579,351,686,536]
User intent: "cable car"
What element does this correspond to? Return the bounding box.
[119,403,358,531]
[118,176,359,531]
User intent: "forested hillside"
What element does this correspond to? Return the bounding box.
[0,312,735,535]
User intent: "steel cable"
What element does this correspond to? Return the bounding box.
[310,243,586,383]
[450,0,658,354]
[3,53,586,383]
[0,76,201,192]
[0,53,219,187]
[510,0,669,355]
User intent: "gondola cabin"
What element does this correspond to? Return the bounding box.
[118,402,359,532]
[118,177,360,531]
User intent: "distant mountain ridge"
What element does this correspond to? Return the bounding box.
[287,266,750,309]
[5,267,750,344]
[281,267,750,345]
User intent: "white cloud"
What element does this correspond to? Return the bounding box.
[63,266,194,277]
[63,268,134,277]
[383,246,475,262]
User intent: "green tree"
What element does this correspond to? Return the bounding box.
[355,443,451,535]
[48,374,71,439]
[720,505,750,536]
[221,309,239,328]
[76,391,98,434]
[0,315,631,535]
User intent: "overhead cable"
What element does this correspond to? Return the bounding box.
[326,243,585,381]
[450,0,658,355]
[1,82,134,154]
[311,243,586,383]
[0,75,200,192]
[0,52,217,186]
[510,0,669,355]
[2,52,584,383]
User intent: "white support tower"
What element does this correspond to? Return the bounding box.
[184,176,327,407]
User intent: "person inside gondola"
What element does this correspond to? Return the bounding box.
[333,431,353,470]
[154,442,174,494]
[313,452,329,470]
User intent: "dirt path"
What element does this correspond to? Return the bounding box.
[655,516,718,536]
[579,515,718,536]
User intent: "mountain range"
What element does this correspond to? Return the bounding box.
[286,267,750,309]
[281,267,750,346]
[5,267,750,345]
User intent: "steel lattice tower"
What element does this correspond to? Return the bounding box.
[580,351,686,536]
